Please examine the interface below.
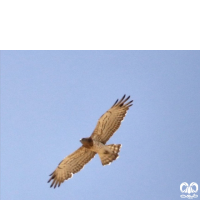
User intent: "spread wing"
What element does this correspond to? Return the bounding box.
[91,95,133,144]
[48,146,96,188]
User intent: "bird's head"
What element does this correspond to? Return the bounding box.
[80,137,93,146]
[80,138,86,144]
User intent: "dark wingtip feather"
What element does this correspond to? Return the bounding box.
[124,99,133,106]
[127,100,133,104]
[112,95,133,108]
[116,95,126,105]
[112,99,118,107]
[121,94,126,101]
[47,175,53,183]
[125,96,130,101]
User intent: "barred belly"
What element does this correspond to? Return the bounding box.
[89,140,107,154]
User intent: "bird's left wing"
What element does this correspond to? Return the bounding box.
[91,95,133,144]
[48,146,96,188]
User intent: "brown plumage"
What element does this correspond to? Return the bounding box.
[91,95,132,144]
[99,144,122,165]
[48,95,133,188]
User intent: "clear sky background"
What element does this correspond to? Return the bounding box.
[1,51,200,200]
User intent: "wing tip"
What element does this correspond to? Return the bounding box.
[112,99,119,107]
[112,95,134,108]
[113,95,133,107]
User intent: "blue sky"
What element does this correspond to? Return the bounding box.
[1,51,200,200]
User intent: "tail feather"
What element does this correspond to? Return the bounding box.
[107,144,121,154]
[98,144,122,166]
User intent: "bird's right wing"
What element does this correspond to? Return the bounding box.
[48,146,96,188]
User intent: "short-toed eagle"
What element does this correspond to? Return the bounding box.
[48,95,133,188]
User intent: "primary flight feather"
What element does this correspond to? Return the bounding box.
[48,95,133,188]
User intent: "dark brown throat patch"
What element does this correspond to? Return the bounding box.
[82,137,93,148]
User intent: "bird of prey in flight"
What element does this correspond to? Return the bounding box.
[48,95,133,188]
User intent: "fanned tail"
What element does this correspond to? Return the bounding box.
[98,144,122,166]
